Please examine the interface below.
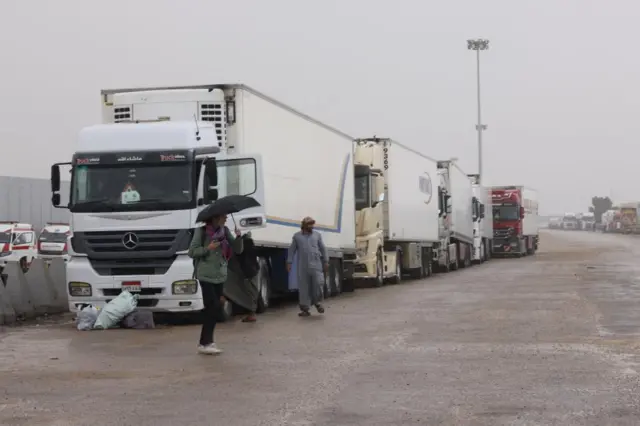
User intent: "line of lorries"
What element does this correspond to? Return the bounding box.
[46,84,540,316]
[0,221,70,274]
[548,212,596,231]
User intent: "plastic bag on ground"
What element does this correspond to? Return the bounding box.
[121,309,155,329]
[93,291,138,330]
[77,305,99,331]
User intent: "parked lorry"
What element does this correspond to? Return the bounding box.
[351,138,439,286]
[491,186,539,257]
[602,209,621,233]
[52,84,359,313]
[619,203,638,234]
[434,160,474,270]
[468,174,492,263]
[578,212,595,231]
[561,213,579,230]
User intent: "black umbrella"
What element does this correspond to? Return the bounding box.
[196,195,261,224]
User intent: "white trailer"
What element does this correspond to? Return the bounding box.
[99,84,356,310]
[352,138,439,286]
[435,160,474,271]
[468,174,493,263]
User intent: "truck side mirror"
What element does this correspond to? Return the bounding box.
[206,188,219,203]
[480,204,485,219]
[51,165,61,192]
[520,206,525,219]
[205,162,218,187]
[52,193,61,207]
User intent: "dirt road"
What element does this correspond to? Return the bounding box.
[1,229,640,425]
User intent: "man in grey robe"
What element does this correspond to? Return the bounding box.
[286,217,329,317]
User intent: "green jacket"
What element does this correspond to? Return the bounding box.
[188,226,244,284]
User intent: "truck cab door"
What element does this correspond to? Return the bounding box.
[207,153,267,231]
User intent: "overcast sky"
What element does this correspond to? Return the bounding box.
[1,0,637,214]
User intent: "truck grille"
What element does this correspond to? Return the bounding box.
[84,229,179,253]
[72,229,192,276]
[494,228,513,238]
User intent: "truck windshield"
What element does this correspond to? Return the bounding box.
[493,205,520,221]
[39,231,68,243]
[70,163,194,213]
[354,175,370,211]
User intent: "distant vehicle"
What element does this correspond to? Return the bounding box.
[37,223,71,262]
[491,186,539,257]
[602,209,621,233]
[0,221,37,273]
[578,212,595,231]
[548,217,563,229]
[561,213,579,230]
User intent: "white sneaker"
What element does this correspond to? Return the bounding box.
[197,343,223,355]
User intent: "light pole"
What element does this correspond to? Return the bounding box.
[467,38,489,184]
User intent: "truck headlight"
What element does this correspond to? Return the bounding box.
[172,279,198,295]
[68,282,92,297]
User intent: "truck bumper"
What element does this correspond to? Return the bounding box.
[492,238,521,256]
[66,255,204,313]
[352,255,376,279]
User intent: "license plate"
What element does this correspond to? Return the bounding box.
[121,281,141,292]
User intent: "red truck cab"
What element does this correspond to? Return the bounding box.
[491,187,538,257]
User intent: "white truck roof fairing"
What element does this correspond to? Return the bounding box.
[76,122,219,153]
[101,84,355,142]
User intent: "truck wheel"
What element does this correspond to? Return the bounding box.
[330,260,342,296]
[255,257,271,314]
[323,268,331,298]
[451,248,459,271]
[374,250,384,287]
[390,250,402,284]
[464,244,472,268]
[19,257,31,274]
[220,299,234,322]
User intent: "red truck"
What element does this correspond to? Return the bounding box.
[491,186,539,257]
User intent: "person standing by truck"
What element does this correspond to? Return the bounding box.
[189,214,243,355]
[286,217,329,317]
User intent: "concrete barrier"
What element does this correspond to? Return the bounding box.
[0,259,68,325]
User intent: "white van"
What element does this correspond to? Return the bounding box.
[0,222,37,273]
[38,223,71,262]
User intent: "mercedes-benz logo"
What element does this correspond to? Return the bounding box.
[122,232,139,250]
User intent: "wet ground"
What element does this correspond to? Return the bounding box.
[2,229,640,425]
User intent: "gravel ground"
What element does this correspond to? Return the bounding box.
[1,229,639,425]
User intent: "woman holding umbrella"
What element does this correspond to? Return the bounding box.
[189,194,262,355]
[189,213,243,355]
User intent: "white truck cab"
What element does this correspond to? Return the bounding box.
[38,222,71,263]
[51,120,266,313]
[0,222,37,273]
[468,174,492,263]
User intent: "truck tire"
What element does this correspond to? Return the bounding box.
[330,260,342,296]
[374,250,384,287]
[255,257,271,314]
[220,299,234,322]
[463,244,472,268]
[451,248,459,271]
[390,249,402,284]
